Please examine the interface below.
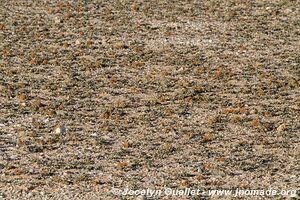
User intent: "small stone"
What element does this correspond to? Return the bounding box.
[54,17,61,24]
[55,124,66,134]
[91,133,98,137]
[276,124,285,132]
[75,40,81,45]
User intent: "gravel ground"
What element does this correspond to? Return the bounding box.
[0,0,299,199]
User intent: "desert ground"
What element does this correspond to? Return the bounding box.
[0,0,299,199]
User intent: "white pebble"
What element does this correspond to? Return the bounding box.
[276,124,285,132]
[54,17,61,24]
[55,124,66,134]
[75,40,81,45]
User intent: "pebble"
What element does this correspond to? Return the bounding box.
[91,133,98,136]
[54,17,61,24]
[10,155,17,160]
[75,40,81,45]
[55,124,66,134]
[276,124,285,132]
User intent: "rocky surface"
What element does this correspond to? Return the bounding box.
[0,0,299,199]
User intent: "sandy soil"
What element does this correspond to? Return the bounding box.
[0,0,299,199]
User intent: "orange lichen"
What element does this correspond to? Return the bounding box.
[100,111,110,119]
[2,48,9,57]
[116,161,128,169]
[132,61,145,68]
[90,179,101,186]
[131,4,138,11]
[196,175,203,181]
[250,118,260,127]
[202,133,213,142]
[180,180,189,187]
[33,100,42,107]
[215,69,223,78]
[164,107,173,116]
[47,110,55,115]
[257,87,263,96]
[40,168,51,176]
[231,115,242,122]
[16,138,24,147]
[122,141,130,149]
[87,39,94,46]
[239,107,247,114]
[17,94,27,101]
[203,164,212,170]
[217,158,225,163]
[57,103,64,110]
[159,96,167,103]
